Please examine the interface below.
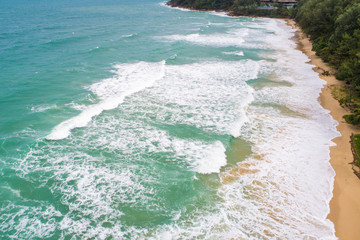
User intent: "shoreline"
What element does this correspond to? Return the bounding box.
[286,19,360,239]
[164,3,360,237]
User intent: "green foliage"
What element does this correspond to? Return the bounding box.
[296,0,360,123]
[168,0,234,10]
[344,114,360,124]
[167,0,294,18]
[322,70,330,76]
[353,134,360,166]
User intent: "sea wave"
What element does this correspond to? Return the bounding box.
[46,61,166,140]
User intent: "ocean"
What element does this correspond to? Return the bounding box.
[0,0,339,239]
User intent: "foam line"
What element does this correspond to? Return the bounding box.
[46,61,165,140]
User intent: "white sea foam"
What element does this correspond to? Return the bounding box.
[150,60,257,137]
[150,19,339,240]
[171,139,227,174]
[0,202,62,239]
[2,186,21,198]
[223,51,244,56]
[162,33,245,47]
[229,27,249,37]
[209,11,231,18]
[14,56,260,237]
[14,127,38,139]
[194,141,226,173]
[65,102,87,111]
[122,34,135,38]
[81,59,257,176]
[206,21,225,26]
[46,61,165,140]
[15,149,150,239]
[8,14,340,240]
[30,104,57,113]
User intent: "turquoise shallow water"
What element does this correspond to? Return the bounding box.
[1,0,339,239]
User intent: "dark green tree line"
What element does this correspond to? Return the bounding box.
[167,0,294,17]
[296,0,360,123]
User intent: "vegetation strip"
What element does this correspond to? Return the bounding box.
[167,0,297,18]
[351,134,360,178]
[296,0,360,124]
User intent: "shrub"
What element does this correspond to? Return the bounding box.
[344,114,360,125]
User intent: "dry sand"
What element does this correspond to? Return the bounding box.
[286,19,360,240]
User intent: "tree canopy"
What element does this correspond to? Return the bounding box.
[167,0,295,17]
[296,0,360,110]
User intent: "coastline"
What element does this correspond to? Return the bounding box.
[286,19,360,239]
[167,1,360,236]
[167,1,360,235]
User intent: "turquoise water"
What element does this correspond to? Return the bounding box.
[0,0,339,239]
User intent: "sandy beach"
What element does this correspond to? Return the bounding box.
[286,19,360,240]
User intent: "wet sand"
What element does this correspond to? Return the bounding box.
[286,19,360,240]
